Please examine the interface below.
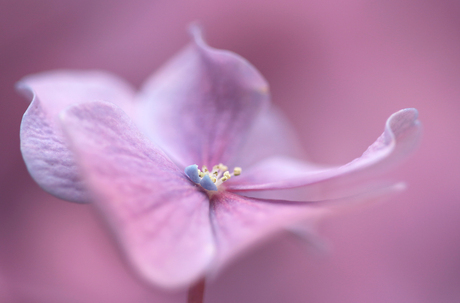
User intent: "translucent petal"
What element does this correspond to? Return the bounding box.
[225,109,421,200]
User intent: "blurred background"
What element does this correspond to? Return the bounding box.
[1,0,460,302]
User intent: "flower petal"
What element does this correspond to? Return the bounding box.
[209,183,402,273]
[59,101,215,289]
[136,26,269,167]
[229,104,306,168]
[18,71,136,203]
[225,108,421,200]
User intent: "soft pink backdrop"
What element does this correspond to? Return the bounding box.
[1,0,459,302]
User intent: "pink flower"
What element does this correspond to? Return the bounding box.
[18,27,420,289]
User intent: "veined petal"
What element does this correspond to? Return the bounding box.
[209,183,402,273]
[225,109,421,199]
[60,101,215,289]
[136,25,269,167]
[18,71,136,203]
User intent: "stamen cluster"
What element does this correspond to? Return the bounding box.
[184,163,241,191]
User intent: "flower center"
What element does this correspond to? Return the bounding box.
[184,163,241,191]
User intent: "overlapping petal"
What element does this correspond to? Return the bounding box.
[229,104,307,168]
[225,108,421,200]
[136,26,270,167]
[59,101,215,289]
[18,71,136,203]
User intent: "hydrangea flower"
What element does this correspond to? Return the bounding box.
[17,27,421,290]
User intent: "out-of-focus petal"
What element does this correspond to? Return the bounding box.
[209,182,402,274]
[136,26,269,168]
[285,223,331,254]
[18,71,136,203]
[18,70,137,119]
[20,97,89,203]
[60,101,215,289]
[230,104,306,168]
[225,109,421,200]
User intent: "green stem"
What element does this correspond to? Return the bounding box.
[187,278,206,303]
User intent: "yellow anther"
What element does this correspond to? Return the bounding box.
[233,167,242,176]
[193,163,241,187]
[219,163,228,171]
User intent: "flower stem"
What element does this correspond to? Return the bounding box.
[187,278,206,303]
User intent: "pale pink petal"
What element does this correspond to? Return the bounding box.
[60,101,215,289]
[229,104,306,168]
[209,183,403,273]
[225,108,421,200]
[18,71,136,203]
[18,70,137,119]
[210,192,325,273]
[136,26,270,168]
[285,223,331,254]
[20,98,89,203]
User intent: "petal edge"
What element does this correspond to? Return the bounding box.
[225,108,421,200]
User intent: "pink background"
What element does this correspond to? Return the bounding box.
[1,0,459,302]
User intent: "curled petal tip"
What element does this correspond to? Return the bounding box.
[386,108,421,139]
[393,108,419,122]
[399,107,418,117]
[400,107,418,116]
[188,22,206,47]
[15,81,34,100]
